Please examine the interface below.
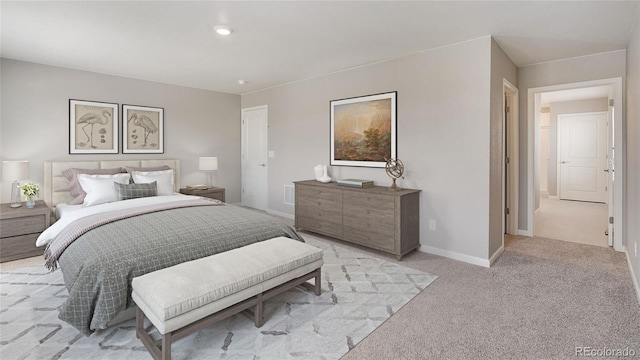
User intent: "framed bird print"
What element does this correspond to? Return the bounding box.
[69,99,119,154]
[122,104,164,154]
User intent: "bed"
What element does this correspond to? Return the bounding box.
[41,159,303,335]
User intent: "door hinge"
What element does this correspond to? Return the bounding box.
[505,207,510,215]
[505,157,510,165]
[242,119,245,125]
[506,106,510,113]
[609,99,614,107]
[609,216,614,224]
[242,188,245,194]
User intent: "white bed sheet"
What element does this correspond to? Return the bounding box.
[55,203,83,220]
[38,194,198,247]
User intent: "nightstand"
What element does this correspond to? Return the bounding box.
[179,187,225,202]
[0,200,50,262]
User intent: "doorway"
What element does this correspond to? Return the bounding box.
[527,78,623,251]
[241,105,268,211]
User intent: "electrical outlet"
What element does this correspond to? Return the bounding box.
[429,219,436,231]
[268,151,275,158]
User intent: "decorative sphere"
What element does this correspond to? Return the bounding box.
[385,158,404,180]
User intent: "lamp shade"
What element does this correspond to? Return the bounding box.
[199,157,218,171]
[2,161,29,182]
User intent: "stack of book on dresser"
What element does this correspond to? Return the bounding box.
[337,179,374,188]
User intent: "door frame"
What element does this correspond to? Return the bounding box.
[556,111,608,202]
[241,105,268,210]
[503,79,519,237]
[525,77,624,251]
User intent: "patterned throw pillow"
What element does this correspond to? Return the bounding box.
[114,181,158,201]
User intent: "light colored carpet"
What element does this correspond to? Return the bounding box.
[340,234,640,360]
[0,235,436,360]
[535,195,609,247]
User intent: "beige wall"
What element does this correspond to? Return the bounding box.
[625,8,640,301]
[489,39,517,258]
[547,98,609,197]
[516,50,626,231]
[243,37,496,263]
[0,59,242,203]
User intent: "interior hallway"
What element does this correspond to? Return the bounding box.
[534,194,609,247]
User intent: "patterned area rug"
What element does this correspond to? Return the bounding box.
[0,237,436,360]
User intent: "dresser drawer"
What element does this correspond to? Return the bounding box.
[297,195,342,213]
[296,215,343,239]
[343,210,395,236]
[297,186,342,202]
[343,226,395,252]
[0,233,43,262]
[343,192,394,210]
[0,214,47,237]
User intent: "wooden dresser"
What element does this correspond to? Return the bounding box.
[294,180,420,260]
[0,201,50,262]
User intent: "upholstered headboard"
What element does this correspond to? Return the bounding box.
[44,159,180,209]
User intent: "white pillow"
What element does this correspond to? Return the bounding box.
[77,173,131,207]
[131,169,174,196]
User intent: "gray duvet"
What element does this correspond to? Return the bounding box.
[56,203,303,335]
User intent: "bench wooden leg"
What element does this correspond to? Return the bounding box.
[315,268,322,296]
[162,333,172,360]
[254,293,264,328]
[136,306,143,339]
[136,305,171,360]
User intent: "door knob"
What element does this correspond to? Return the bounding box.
[604,169,610,173]
[258,163,266,167]
[560,161,570,164]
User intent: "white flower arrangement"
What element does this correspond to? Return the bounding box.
[21,182,40,199]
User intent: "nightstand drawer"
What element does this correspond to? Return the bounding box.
[0,214,47,237]
[0,233,43,262]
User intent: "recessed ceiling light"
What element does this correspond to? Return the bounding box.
[238,80,247,85]
[214,25,232,36]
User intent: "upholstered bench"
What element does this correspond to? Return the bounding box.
[132,236,323,360]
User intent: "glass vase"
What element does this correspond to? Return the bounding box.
[26,196,36,208]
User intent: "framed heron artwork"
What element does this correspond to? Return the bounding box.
[330,91,397,168]
[69,99,119,154]
[122,104,164,154]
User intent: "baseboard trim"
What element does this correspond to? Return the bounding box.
[518,229,533,237]
[624,246,640,307]
[489,245,504,265]
[419,245,490,268]
[266,208,294,220]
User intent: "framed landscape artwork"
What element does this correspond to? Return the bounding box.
[69,99,118,154]
[330,91,397,167]
[122,104,164,154]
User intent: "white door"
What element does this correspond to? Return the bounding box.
[558,112,607,203]
[241,106,268,211]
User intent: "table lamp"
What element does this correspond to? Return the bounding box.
[2,160,29,208]
[198,157,218,188]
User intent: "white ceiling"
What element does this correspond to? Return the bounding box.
[1,1,639,95]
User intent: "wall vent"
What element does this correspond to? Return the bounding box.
[284,184,295,205]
